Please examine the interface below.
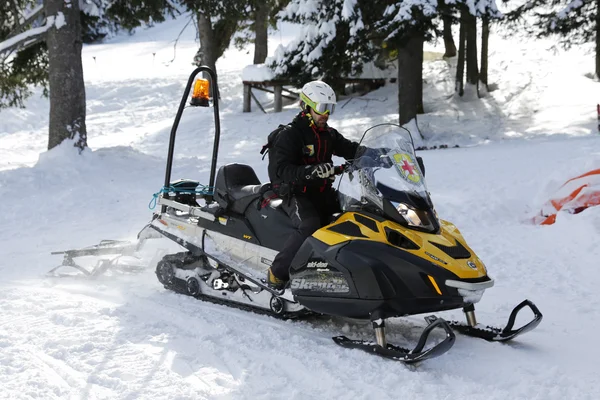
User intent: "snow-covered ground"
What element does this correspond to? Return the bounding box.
[1,14,600,400]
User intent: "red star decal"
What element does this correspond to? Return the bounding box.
[401,159,415,175]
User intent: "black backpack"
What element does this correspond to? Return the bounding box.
[260,124,291,159]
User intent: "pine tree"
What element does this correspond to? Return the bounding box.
[0,0,180,150]
[536,0,600,78]
[451,0,501,97]
[46,0,87,151]
[268,0,373,93]
[379,0,439,125]
[183,0,248,79]
[0,0,47,109]
[0,0,176,110]
[234,0,290,64]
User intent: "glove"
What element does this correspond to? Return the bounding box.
[305,163,335,179]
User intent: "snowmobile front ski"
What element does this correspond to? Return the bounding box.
[333,317,455,364]
[425,299,543,342]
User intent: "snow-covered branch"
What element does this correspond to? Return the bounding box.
[0,13,63,56]
[19,4,45,26]
[6,4,45,40]
[556,0,585,19]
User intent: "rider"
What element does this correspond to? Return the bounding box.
[265,80,364,290]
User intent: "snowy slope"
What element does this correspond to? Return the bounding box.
[1,15,600,400]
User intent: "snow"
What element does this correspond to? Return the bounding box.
[53,12,66,30]
[557,0,585,19]
[1,15,600,400]
[241,64,275,82]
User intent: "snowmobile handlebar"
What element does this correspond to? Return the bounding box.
[333,164,348,175]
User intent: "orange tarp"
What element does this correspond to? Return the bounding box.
[537,169,600,225]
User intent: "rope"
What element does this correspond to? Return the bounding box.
[149,184,214,209]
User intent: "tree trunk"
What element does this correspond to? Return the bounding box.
[196,12,217,79]
[416,36,424,115]
[596,0,600,79]
[253,2,269,64]
[46,0,87,151]
[465,10,479,90]
[397,33,424,126]
[443,14,457,58]
[480,15,489,91]
[196,11,239,88]
[455,11,467,96]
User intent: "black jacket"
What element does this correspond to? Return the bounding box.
[267,112,359,194]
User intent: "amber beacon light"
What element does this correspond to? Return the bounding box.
[191,78,210,106]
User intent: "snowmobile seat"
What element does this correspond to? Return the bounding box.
[260,188,283,210]
[215,163,266,214]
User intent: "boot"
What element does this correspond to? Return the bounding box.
[267,268,287,290]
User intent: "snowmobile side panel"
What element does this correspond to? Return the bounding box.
[148,223,282,296]
[196,212,261,245]
[290,238,488,319]
[203,230,279,273]
[151,213,280,280]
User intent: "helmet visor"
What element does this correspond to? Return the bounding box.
[313,102,335,115]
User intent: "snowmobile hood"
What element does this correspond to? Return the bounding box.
[313,212,488,280]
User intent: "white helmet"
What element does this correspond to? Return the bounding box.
[300,80,336,115]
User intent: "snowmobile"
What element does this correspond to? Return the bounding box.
[52,66,542,364]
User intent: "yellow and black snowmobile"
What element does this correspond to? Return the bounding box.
[51,67,542,364]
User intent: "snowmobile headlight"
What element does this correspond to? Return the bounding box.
[191,78,210,107]
[395,202,423,227]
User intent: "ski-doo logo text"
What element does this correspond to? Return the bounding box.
[425,252,447,265]
[307,261,328,269]
[290,278,349,293]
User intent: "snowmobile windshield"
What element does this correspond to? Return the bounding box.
[337,124,440,233]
